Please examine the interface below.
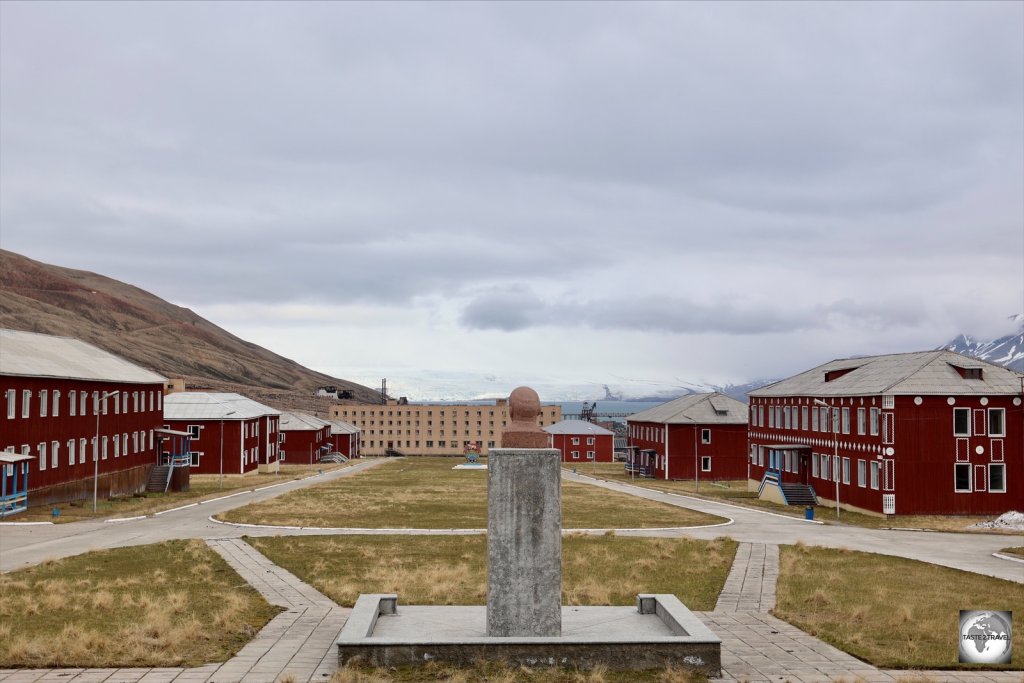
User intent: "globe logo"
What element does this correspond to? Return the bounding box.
[959,610,1012,664]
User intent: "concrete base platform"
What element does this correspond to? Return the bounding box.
[336,594,720,674]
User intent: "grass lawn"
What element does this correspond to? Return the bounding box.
[221,458,727,529]
[11,463,353,523]
[774,544,1024,669]
[573,463,1013,533]
[0,540,281,668]
[999,547,1024,558]
[249,534,736,610]
[328,661,705,682]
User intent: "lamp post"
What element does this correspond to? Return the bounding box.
[94,389,120,513]
[219,410,237,489]
[813,399,839,519]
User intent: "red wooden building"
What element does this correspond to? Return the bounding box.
[0,329,167,510]
[163,392,282,475]
[279,411,332,464]
[544,420,615,463]
[748,350,1024,516]
[626,393,749,480]
[327,419,361,458]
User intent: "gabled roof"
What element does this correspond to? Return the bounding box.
[0,328,166,384]
[543,419,615,436]
[627,392,749,425]
[279,411,330,431]
[750,350,1024,397]
[163,392,280,420]
[326,419,360,435]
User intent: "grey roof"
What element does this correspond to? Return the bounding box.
[279,411,331,431]
[327,419,360,435]
[163,392,281,420]
[626,392,749,425]
[543,419,615,436]
[750,350,1024,398]
[0,328,166,384]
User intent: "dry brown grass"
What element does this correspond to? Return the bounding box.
[249,534,735,611]
[774,544,1024,669]
[222,458,726,529]
[999,546,1024,558]
[328,661,706,682]
[0,539,281,667]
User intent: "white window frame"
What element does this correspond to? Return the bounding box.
[187,424,201,439]
[587,437,595,446]
[870,461,880,490]
[801,406,808,430]
[701,428,711,444]
[989,463,1006,493]
[988,408,1006,437]
[701,455,712,472]
[39,390,48,418]
[857,407,865,435]
[69,390,77,416]
[52,390,60,417]
[954,462,971,492]
[812,453,819,478]
[571,437,579,445]
[953,407,970,436]
[79,438,87,464]
[38,442,47,470]
[841,407,850,435]
[869,407,879,436]
[586,450,595,460]
[571,450,580,460]
[857,459,866,487]
[842,457,850,485]
[5,389,15,419]
[102,436,108,460]
[22,390,31,418]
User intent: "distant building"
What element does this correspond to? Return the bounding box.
[327,419,361,458]
[544,420,615,463]
[329,399,561,456]
[626,393,749,480]
[163,392,281,475]
[279,411,332,464]
[0,329,167,511]
[748,350,1024,516]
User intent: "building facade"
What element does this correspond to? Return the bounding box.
[544,420,615,463]
[0,329,167,508]
[748,350,1024,516]
[279,411,332,464]
[327,419,361,458]
[329,399,562,456]
[163,392,281,475]
[626,393,750,480]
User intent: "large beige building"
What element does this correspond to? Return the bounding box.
[329,398,561,456]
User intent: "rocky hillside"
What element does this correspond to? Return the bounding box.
[940,314,1024,373]
[0,250,380,411]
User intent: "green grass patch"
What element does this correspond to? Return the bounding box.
[0,539,281,667]
[774,544,1024,669]
[249,534,735,610]
[221,458,727,529]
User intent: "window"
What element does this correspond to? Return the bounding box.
[81,392,87,416]
[587,437,595,445]
[842,457,850,484]
[68,439,76,466]
[68,390,76,416]
[989,408,1005,437]
[820,406,829,433]
[989,464,1006,493]
[701,428,711,444]
[39,390,48,417]
[758,405,764,428]
[870,461,880,490]
[51,441,59,469]
[831,408,840,434]
[812,406,819,431]
[52,391,60,417]
[571,450,580,459]
[190,451,202,467]
[113,437,119,459]
[953,408,970,436]
[571,437,579,445]
[187,425,201,439]
[4,389,15,419]
[79,438,86,464]
[22,390,31,418]
[586,451,595,460]
[812,453,819,478]
[701,456,712,472]
[102,436,108,460]
[768,408,775,428]
[38,442,47,470]
[821,455,830,481]
[841,407,850,434]
[801,406,808,430]
[954,463,971,492]
[857,459,866,487]
[857,408,865,435]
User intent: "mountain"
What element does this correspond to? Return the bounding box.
[939,315,1024,373]
[0,250,380,410]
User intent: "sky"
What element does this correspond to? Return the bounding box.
[1,2,1022,399]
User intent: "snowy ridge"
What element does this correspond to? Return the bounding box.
[940,314,1024,373]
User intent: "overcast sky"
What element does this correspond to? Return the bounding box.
[2,2,1022,398]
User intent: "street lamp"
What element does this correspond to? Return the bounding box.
[94,389,120,513]
[813,399,839,519]
[219,410,237,489]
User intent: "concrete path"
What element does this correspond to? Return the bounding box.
[714,542,780,613]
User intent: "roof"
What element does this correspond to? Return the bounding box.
[750,350,1024,397]
[627,392,749,425]
[543,420,615,436]
[326,419,360,435]
[279,411,331,431]
[0,329,166,384]
[163,392,281,420]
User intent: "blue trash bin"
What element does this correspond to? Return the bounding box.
[804,506,814,520]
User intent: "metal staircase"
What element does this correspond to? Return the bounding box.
[780,482,818,506]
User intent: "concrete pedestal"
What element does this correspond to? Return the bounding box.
[486,448,562,637]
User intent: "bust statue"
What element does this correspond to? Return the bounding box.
[501,386,548,448]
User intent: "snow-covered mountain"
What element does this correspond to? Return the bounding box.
[939,314,1024,372]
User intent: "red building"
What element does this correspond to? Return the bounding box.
[279,411,332,464]
[748,350,1024,516]
[626,393,749,480]
[163,392,281,475]
[544,420,615,463]
[0,329,167,510]
[327,419,361,458]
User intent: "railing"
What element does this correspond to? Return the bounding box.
[758,470,781,498]
[624,463,653,478]
[0,491,28,517]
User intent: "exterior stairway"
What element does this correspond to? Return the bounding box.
[146,465,170,493]
[780,482,817,506]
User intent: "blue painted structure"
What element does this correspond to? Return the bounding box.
[0,453,34,517]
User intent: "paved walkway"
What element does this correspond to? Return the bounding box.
[714,542,780,613]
